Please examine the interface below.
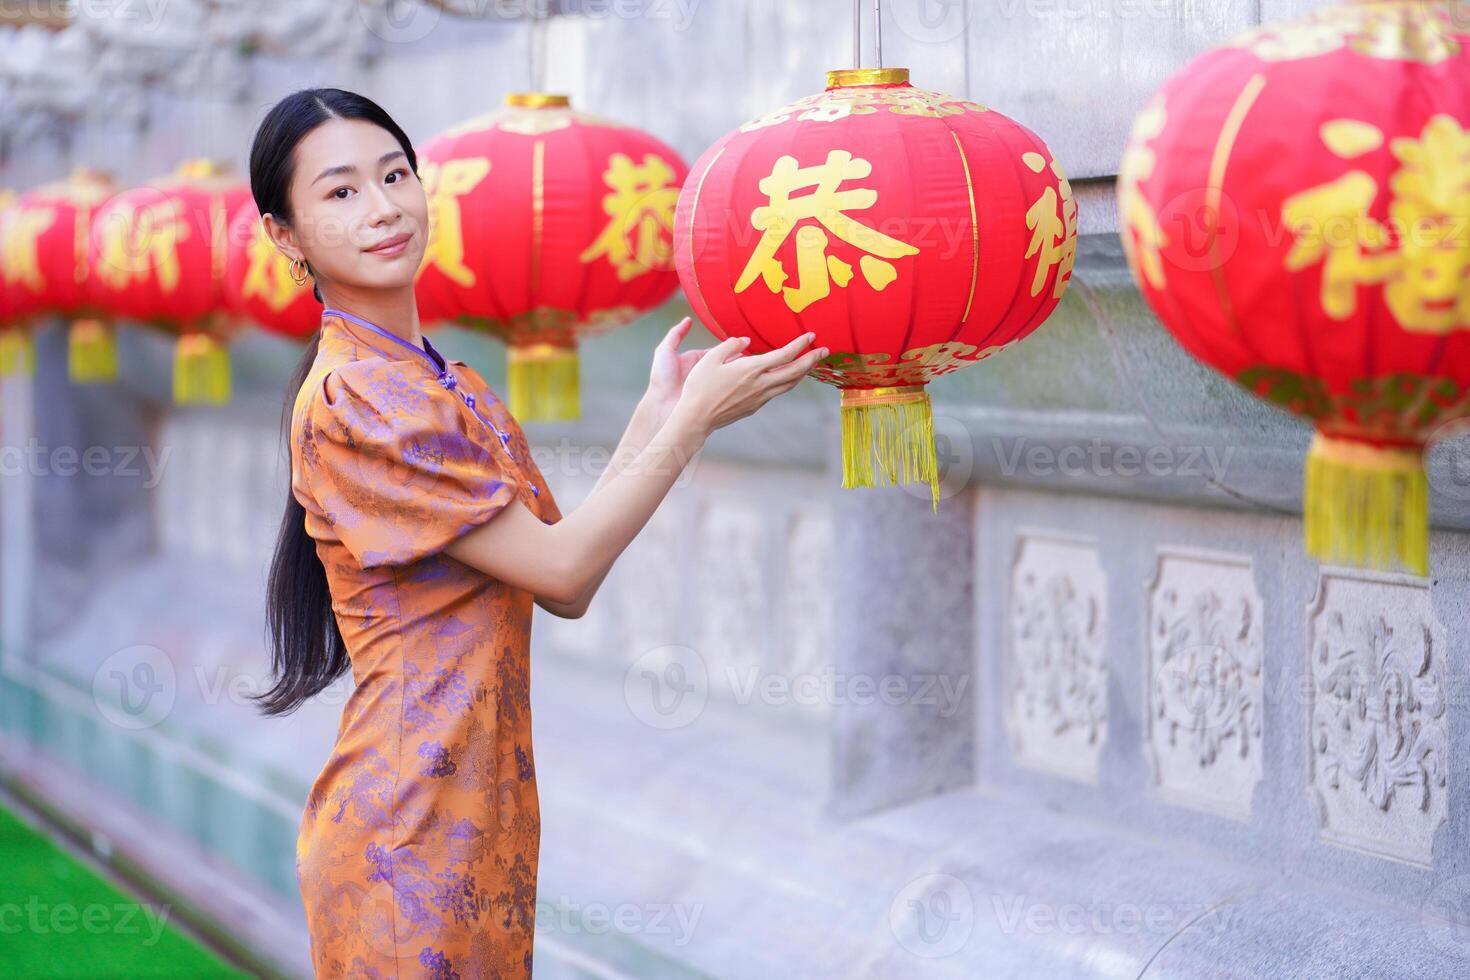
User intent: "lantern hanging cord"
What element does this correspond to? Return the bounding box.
[529,2,550,93]
[853,0,881,69]
[873,0,882,68]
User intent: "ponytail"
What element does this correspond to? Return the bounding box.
[253,334,349,715]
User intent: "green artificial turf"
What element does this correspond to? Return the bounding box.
[0,803,250,978]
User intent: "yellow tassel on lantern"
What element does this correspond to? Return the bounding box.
[1304,432,1428,576]
[172,333,232,405]
[67,318,118,382]
[508,343,580,421]
[840,385,940,511]
[0,330,35,377]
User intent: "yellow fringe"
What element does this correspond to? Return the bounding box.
[1304,432,1428,576]
[173,334,231,405]
[508,343,580,421]
[0,330,35,377]
[840,386,940,512]
[68,318,118,383]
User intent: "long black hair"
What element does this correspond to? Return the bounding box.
[252,88,420,716]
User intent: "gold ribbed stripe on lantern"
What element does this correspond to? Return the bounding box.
[1304,432,1428,575]
[0,330,35,377]
[67,318,118,382]
[173,333,231,405]
[840,385,940,511]
[508,343,579,421]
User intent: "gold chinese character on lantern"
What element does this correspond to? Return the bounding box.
[0,206,54,293]
[1233,5,1460,65]
[95,199,188,293]
[418,157,490,289]
[1023,149,1077,300]
[1283,113,1470,334]
[243,225,304,313]
[580,153,680,282]
[735,149,920,314]
[1387,115,1470,331]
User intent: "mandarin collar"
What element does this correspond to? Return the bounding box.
[321,310,466,369]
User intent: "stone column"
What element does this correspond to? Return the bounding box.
[827,476,976,819]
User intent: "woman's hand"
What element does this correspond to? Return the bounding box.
[668,330,828,439]
[642,316,705,428]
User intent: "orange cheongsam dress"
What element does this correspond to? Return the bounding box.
[291,309,561,979]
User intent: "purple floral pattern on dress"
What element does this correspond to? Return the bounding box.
[293,314,562,978]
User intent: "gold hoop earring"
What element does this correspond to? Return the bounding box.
[288,257,309,285]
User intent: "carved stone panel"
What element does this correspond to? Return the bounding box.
[1146,548,1264,821]
[1307,570,1448,867]
[1006,533,1108,783]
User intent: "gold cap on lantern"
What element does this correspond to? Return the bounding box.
[504,93,571,109]
[174,157,232,180]
[826,67,910,89]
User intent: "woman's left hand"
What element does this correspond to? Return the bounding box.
[643,316,705,427]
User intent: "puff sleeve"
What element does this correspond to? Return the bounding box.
[297,358,524,568]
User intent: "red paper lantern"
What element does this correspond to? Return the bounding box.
[4,167,119,381]
[224,201,320,340]
[674,67,1077,506]
[89,158,249,404]
[418,93,689,420]
[1118,2,1470,574]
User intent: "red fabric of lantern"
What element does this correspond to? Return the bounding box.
[1118,2,1470,574]
[418,93,688,420]
[674,68,1077,506]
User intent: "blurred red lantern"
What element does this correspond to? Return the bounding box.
[418,93,688,420]
[674,68,1077,507]
[4,167,119,382]
[1118,2,1470,574]
[224,200,320,340]
[89,158,249,404]
[0,188,36,378]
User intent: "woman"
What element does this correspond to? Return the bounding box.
[249,88,824,978]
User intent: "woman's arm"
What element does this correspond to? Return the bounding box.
[445,328,825,605]
[445,393,703,604]
[532,318,707,619]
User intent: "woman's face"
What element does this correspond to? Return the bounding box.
[266,117,428,297]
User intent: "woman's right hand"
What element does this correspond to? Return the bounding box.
[668,331,829,438]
